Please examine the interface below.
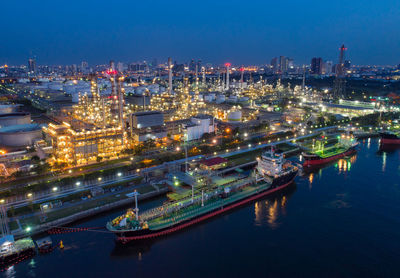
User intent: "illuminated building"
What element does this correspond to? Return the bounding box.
[44,122,125,166]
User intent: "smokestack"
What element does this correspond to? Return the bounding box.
[109,60,118,117]
[195,63,198,89]
[240,67,244,89]
[225,63,231,91]
[168,57,172,94]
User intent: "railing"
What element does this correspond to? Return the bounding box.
[148,182,269,230]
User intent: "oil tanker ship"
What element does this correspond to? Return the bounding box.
[302,134,358,167]
[379,130,400,145]
[107,150,299,243]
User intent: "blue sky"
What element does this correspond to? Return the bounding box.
[1,0,400,65]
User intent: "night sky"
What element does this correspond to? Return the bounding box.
[1,0,400,65]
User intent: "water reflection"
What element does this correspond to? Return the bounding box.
[254,184,296,228]
[308,173,314,189]
[110,239,154,259]
[303,153,357,188]
[378,143,400,154]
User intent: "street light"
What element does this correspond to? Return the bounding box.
[52,187,58,192]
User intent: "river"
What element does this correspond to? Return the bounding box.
[3,139,400,278]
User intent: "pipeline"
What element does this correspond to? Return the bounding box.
[118,177,296,244]
[47,226,104,235]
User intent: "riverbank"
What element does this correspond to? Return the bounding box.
[12,186,169,239]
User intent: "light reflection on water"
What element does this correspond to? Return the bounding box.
[254,193,289,229]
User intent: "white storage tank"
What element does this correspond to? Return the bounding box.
[0,113,31,128]
[216,95,226,104]
[0,124,42,147]
[204,95,213,102]
[227,110,242,122]
[0,104,20,114]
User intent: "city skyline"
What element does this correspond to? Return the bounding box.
[2,0,400,65]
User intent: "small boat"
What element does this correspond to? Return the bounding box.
[379,131,400,145]
[36,237,53,253]
[302,134,358,167]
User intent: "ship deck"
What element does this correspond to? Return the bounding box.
[313,145,349,158]
[0,238,35,259]
[148,181,270,231]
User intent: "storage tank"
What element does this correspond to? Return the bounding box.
[227,110,242,122]
[0,113,31,128]
[204,95,213,102]
[0,124,42,147]
[216,95,226,104]
[0,104,20,114]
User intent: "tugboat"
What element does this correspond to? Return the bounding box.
[379,130,400,145]
[107,150,298,243]
[302,134,358,167]
[36,237,53,254]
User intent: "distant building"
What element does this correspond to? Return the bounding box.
[81,61,89,74]
[270,57,278,73]
[117,62,124,73]
[279,56,288,73]
[344,60,351,70]
[130,111,166,142]
[28,58,37,74]
[199,157,228,171]
[310,57,323,75]
[185,114,215,141]
[323,61,333,75]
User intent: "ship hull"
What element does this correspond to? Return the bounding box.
[303,146,357,167]
[113,170,298,243]
[379,132,400,145]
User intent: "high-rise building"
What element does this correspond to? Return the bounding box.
[344,60,351,70]
[81,61,89,74]
[279,56,288,73]
[333,44,347,98]
[151,58,158,68]
[287,58,294,70]
[310,57,323,75]
[271,57,278,72]
[28,58,37,74]
[196,60,202,72]
[189,59,196,72]
[117,62,124,73]
[323,61,333,75]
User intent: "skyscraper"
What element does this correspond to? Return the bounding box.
[323,61,333,75]
[344,60,351,70]
[310,57,323,75]
[81,61,89,74]
[270,57,278,73]
[279,56,288,73]
[28,57,37,74]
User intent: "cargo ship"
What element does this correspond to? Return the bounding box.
[302,134,358,167]
[379,131,400,145]
[107,150,299,243]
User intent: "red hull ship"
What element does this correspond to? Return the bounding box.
[379,131,400,145]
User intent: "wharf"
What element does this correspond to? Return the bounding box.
[12,187,169,239]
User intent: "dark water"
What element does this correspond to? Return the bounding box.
[3,139,400,278]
